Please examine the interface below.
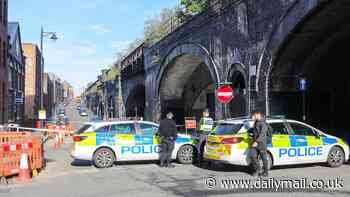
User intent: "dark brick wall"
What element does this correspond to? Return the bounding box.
[124,0,327,120]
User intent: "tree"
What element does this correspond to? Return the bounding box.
[180,0,210,15]
[114,38,144,65]
[114,0,210,62]
[144,7,180,45]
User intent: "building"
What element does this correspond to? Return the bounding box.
[7,22,25,123]
[62,81,74,102]
[101,68,119,119]
[0,0,8,124]
[83,67,120,120]
[47,73,64,118]
[22,43,42,125]
[43,73,53,118]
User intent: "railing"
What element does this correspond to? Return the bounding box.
[149,0,241,46]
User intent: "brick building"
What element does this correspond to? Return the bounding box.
[22,43,42,125]
[0,0,8,124]
[43,73,53,118]
[8,22,25,123]
[62,81,74,102]
[48,73,64,118]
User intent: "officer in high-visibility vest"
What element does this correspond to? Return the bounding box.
[196,109,214,163]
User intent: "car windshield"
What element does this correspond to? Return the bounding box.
[212,123,243,135]
[75,124,92,134]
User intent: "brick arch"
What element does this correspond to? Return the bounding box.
[255,0,329,114]
[155,42,222,120]
[125,84,146,117]
[156,42,220,93]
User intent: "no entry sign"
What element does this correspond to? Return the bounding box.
[216,85,234,104]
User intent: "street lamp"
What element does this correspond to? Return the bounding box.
[40,26,58,111]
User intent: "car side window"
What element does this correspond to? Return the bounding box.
[95,125,110,133]
[269,123,289,135]
[139,124,158,135]
[110,124,136,135]
[288,122,315,136]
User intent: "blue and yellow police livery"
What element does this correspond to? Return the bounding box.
[71,121,196,168]
[204,118,349,169]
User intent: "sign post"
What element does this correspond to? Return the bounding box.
[299,78,307,121]
[185,117,197,135]
[216,85,234,119]
[38,110,46,120]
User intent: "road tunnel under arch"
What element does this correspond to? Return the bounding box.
[158,54,216,124]
[228,64,248,118]
[269,0,350,141]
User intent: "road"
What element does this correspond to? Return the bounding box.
[1,102,350,197]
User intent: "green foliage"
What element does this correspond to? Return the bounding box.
[114,0,211,64]
[180,0,210,15]
[144,7,180,45]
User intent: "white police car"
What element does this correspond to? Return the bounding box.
[204,117,349,169]
[71,120,197,168]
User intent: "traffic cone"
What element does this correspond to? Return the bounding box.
[53,134,60,149]
[16,153,31,182]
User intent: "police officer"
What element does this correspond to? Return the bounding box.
[250,111,269,177]
[159,112,177,168]
[196,109,214,163]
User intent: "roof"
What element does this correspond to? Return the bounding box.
[8,22,19,44]
[8,22,25,64]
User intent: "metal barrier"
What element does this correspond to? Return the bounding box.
[0,132,43,178]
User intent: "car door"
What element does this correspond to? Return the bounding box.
[287,121,324,163]
[134,123,160,160]
[95,125,114,147]
[110,123,137,161]
[268,121,294,165]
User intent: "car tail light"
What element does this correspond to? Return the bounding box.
[221,137,243,144]
[73,136,87,142]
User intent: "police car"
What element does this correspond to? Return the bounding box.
[204,117,349,169]
[71,120,197,168]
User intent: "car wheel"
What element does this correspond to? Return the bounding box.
[93,148,115,168]
[258,152,273,170]
[177,145,194,164]
[327,146,344,168]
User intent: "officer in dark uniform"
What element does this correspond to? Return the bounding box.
[159,112,177,168]
[250,111,269,177]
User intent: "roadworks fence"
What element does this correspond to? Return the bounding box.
[0,124,76,180]
[0,132,43,178]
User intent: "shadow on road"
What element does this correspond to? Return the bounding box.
[71,159,93,166]
[193,160,340,174]
[194,161,251,174]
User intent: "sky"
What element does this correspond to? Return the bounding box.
[9,0,178,95]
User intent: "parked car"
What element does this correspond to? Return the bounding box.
[71,120,197,168]
[204,117,349,170]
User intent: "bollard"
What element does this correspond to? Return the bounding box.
[35,121,41,129]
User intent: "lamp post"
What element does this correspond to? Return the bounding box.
[40,26,58,110]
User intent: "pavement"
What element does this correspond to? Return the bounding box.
[1,102,350,197]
